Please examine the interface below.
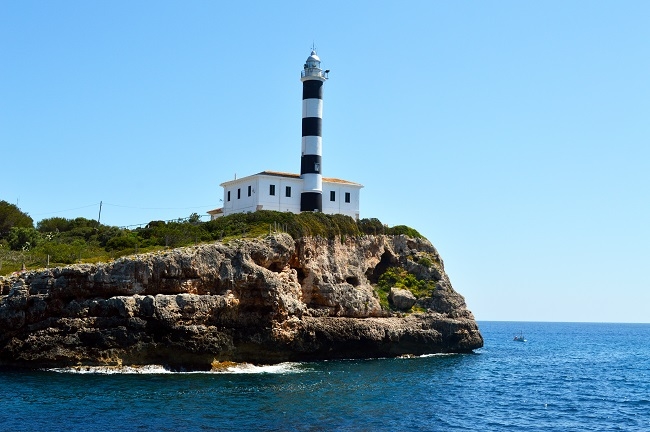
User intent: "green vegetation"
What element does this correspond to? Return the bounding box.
[0,201,34,238]
[375,267,436,311]
[417,256,433,268]
[203,212,422,240]
[0,207,423,276]
[357,218,422,238]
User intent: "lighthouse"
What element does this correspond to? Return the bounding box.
[300,50,328,212]
[215,50,362,221]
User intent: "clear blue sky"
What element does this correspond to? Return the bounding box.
[2,1,649,323]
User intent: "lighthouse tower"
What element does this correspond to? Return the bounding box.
[300,49,328,212]
[215,50,362,221]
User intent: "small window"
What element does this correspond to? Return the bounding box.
[248,185,252,197]
[227,191,231,202]
[237,188,241,199]
[286,186,292,198]
[314,162,320,173]
[269,184,276,196]
[330,191,335,201]
[345,192,351,203]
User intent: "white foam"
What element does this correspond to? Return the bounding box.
[45,362,308,375]
[47,365,174,374]
[411,353,461,358]
[217,362,306,374]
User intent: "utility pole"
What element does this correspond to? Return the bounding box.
[97,201,103,226]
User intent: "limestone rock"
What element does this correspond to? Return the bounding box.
[0,233,483,369]
[389,287,417,311]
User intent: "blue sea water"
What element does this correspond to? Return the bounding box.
[1,321,649,431]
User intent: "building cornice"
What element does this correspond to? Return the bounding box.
[220,171,363,188]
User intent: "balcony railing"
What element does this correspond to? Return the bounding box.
[301,68,329,79]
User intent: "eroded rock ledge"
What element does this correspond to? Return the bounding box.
[0,234,483,369]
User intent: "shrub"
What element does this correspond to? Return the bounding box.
[97,226,123,247]
[203,211,361,240]
[106,232,139,251]
[1,209,429,276]
[417,256,433,268]
[37,217,71,233]
[357,218,385,235]
[0,201,33,239]
[387,225,422,238]
[374,267,436,311]
[36,241,82,264]
[7,227,41,251]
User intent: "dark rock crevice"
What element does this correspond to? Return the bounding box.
[366,250,397,284]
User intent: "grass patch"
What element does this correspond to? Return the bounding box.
[376,287,390,310]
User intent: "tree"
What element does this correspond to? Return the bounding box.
[0,200,34,239]
[7,227,41,251]
[106,232,139,251]
[37,217,71,233]
[188,213,201,224]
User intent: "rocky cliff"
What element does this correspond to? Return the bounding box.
[0,234,483,369]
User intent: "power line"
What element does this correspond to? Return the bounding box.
[119,214,210,229]
[32,203,101,216]
[31,202,214,217]
[29,202,217,229]
[103,203,214,210]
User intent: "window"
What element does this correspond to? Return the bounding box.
[286,186,291,197]
[237,188,241,199]
[330,191,336,201]
[314,162,320,172]
[269,184,276,196]
[345,192,351,203]
[248,185,252,197]
[227,191,231,202]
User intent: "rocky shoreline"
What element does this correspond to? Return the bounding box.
[0,233,483,370]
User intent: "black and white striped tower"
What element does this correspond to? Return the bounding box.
[300,49,328,212]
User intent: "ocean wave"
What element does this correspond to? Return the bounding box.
[217,362,307,374]
[45,362,309,375]
[416,353,462,358]
[46,364,175,374]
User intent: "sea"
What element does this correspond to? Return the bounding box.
[1,321,648,431]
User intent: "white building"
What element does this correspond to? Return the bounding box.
[216,171,362,220]
[210,50,363,221]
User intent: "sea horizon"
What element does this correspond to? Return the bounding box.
[478,319,650,325]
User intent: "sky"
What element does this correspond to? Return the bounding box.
[2,1,649,323]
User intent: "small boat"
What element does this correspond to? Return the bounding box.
[513,333,527,342]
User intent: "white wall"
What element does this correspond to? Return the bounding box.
[222,178,258,215]
[322,182,362,220]
[255,176,302,213]
[222,175,302,216]
[221,174,361,219]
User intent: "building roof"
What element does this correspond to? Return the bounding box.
[207,208,223,215]
[220,171,363,187]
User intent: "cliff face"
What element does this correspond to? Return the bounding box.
[0,234,483,369]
